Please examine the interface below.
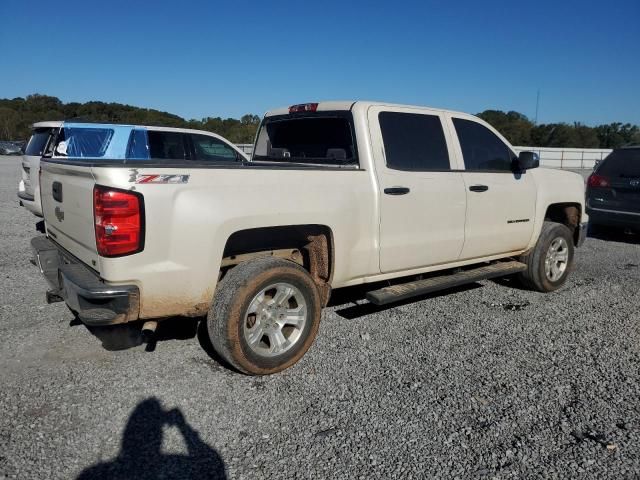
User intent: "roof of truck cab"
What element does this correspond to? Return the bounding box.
[264,101,472,118]
[57,122,239,143]
[37,121,234,140]
[32,121,63,128]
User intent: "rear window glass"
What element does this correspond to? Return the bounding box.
[25,128,54,156]
[148,131,188,160]
[253,115,357,166]
[54,128,114,158]
[598,149,640,177]
[126,129,150,159]
[191,134,238,162]
[379,112,450,171]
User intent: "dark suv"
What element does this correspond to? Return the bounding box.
[586,145,640,231]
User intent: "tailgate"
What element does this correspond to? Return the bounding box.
[40,161,101,269]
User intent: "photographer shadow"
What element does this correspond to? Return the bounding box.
[77,397,226,480]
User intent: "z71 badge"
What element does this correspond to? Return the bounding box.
[134,174,190,184]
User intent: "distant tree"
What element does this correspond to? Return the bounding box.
[595,123,640,148]
[572,123,600,148]
[25,94,63,112]
[477,110,533,145]
[0,107,19,139]
[530,124,557,147]
[1,96,637,148]
[0,94,262,143]
[479,110,640,149]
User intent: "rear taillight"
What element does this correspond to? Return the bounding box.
[289,103,318,113]
[93,185,144,257]
[587,174,610,188]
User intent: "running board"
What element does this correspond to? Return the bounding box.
[366,261,527,306]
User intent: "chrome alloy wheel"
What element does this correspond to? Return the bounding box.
[243,282,307,357]
[544,237,569,282]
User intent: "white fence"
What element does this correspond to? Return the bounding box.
[236,144,254,156]
[514,146,611,170]
[236,143,611,170]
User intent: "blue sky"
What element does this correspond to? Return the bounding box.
[1,0,638,125]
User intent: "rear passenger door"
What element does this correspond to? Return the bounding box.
[447,115,536,259]
[369,106,467,273]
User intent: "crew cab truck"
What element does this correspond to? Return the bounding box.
[32,102,588,375]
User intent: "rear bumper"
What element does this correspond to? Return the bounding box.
[31,236,139,326]
[586,207,640,229]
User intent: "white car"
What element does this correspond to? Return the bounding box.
[18,122,247,216]
[32,101,588,375]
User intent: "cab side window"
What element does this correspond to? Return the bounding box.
[190,134,239,162]
[379,112,450,171]
[148,131,188,160]
[453,118,515,171]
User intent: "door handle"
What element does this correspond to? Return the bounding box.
[469,185,489,192]
[384,187,410,195]
[52,181,63,202]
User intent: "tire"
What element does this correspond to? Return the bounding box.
[518,221,575,292]
[207,257,322,375]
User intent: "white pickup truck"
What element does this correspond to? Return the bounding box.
[32,101,588,375]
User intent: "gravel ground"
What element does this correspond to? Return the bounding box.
[1,155,639,479]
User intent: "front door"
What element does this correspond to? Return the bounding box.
[369,106,467,274]
[447,115,536,259]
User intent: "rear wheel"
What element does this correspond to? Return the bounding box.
[518,221,575,292]
[207,257,322,375]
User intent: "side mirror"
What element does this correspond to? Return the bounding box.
[515,151,539,171]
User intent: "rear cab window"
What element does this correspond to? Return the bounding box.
[253,111,359,167]
[50,123,132,159]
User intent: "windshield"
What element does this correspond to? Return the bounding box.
[25,128,54,156]
[598,148,640,177]
[253,114,358,166]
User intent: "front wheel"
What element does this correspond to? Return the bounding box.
[518,221,575,292]
[207,257,322,375]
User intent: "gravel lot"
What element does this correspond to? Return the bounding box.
[1,155,639,479]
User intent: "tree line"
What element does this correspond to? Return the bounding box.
[1,94,638,148]
[477,110,639,149]
[0,94,260,144]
